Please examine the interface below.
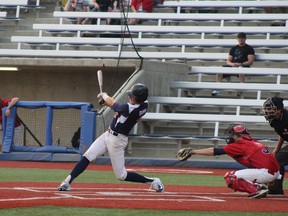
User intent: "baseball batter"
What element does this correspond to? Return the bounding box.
[177,125,280,198]
[58,83,164,192]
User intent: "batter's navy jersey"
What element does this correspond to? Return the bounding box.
[110,101,148,136]
[269,111,288,142]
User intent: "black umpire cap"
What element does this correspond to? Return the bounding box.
[272,96,284,109]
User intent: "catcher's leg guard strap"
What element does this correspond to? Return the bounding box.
[224,171,258,194]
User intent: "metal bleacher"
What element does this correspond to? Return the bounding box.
[1,6,287,70]
[159,0,288,14]
[0,0,44,19]
[190,66,288,84]
[0,0,28,20]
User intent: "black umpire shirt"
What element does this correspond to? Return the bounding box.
[270,110,288,142]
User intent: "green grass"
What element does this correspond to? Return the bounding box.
[1,167,287,188]
[0,167,287,215]
[0,167,226,186]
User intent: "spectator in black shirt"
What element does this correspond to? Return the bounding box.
[212,32,255,96]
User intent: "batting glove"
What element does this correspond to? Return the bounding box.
[97,92,108,99]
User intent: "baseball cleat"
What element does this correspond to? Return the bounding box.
[57,182,71,191]
[150,178,164,193]
[248,189,268,199]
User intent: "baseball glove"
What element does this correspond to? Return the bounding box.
[176,147,193,161]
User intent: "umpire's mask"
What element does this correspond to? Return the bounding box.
[263,97,284,122]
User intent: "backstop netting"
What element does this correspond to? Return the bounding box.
[16,107,81,147]
[1,101,96,154]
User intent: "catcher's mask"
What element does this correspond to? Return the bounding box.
[224,124,252,144]
[127,83,149,103]
[263,96,284,122]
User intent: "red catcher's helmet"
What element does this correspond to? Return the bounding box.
[224,124,252,144]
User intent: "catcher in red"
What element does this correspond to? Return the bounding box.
[176,124,281,198]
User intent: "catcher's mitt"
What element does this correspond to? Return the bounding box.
[176,147,193,161]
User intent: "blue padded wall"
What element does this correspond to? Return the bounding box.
[1,101,96,155]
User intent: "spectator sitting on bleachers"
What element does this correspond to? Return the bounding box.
[81,0,112,25]
[212,32,255,96]
[107,0,122,25]
[61,0,89,24]
[107,0,131,25]
[128,0,155,25]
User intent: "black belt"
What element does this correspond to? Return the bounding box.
[108,128,118,136]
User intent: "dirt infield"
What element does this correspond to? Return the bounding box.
[0,161,287,212]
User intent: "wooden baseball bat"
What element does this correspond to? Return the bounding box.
[97,70,103,93]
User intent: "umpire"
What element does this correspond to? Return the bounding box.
[263,96,288,195]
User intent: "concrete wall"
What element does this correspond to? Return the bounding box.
[0,58,140,146]
[96,60,189,135]
[0,58,190,147]
[0,58,137,106]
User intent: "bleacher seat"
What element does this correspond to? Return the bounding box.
[190,66,288,84]
[0,0,28,19]
[159,0,288,14]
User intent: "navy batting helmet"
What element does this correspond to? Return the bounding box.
[127,83,149,103]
